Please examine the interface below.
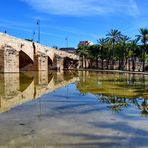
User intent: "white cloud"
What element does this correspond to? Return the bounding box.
[21,0,140,17]
[128,0,140,17]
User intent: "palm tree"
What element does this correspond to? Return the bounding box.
[97,38,107,70]
[128,40,138,71]
[120,35,130,70]
[77,45,89,68]
[88,45,100,68]
[136,28,148,72]
[106,29,122,69]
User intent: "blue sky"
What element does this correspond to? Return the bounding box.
[0,0,148,48]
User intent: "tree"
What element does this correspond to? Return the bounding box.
[127,40,138,71]
[136,28,148,72]
[77,45,89,68]
[106,29,122,69]
[88,45,100,68]
[97,38,108,70]
[120,35,130,70]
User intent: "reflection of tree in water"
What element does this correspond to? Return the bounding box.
[98,95,129,113]
[78,72,148,98]
[141,99,148,117]
[77,71,148,115]
[98,94,148,116]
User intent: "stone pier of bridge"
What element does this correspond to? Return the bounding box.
[0,33,79,73]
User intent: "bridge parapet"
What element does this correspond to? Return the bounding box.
[54,50,79,60]
[0,33,34,61]
[34,42,54,61]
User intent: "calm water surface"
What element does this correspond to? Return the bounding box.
[0,71,148,148]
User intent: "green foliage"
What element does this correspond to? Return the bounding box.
[76,27,148,71]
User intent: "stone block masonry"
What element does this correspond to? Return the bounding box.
[0,45,19,73]
[0,49,4,72]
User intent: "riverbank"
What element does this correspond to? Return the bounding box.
[69,68,148,75]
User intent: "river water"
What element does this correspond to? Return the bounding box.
[0,71,148,148]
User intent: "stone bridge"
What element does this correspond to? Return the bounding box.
[0,33,79,72]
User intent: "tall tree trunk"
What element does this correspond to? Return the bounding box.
[112,43,115,70]
[132,56,135,71]
[107,59,109,70]
[125,58,128,71]
[101,59,103,70]
[123,47,125,71]
[108,52,111,70]
[84,55,87,69]
[82,55,85,68]
[80,55,83,68]
[142,46,145,72]
[121,59,124,70]
[95,59,98,69]
[119,60,121,70]
[128,59,131,71]
[98,59,99,69]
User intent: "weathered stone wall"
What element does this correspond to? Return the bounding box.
[0,33,34,61]
[4,73,19,98]
[37,52,48,71]
[0,49,4,72]
[2,46,19,73]
[38,70,48,85]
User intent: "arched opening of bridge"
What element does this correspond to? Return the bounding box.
[64,57,79,69]
[48,57,53,70]
[19,50,34,71]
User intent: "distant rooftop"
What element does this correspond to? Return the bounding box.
[78,41,93,47]
[59,47,76,53]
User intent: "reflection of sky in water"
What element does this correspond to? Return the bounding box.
[0,71,148,147]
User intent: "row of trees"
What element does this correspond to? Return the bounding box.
[77,28,148,72]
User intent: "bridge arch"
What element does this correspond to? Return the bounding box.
[19,42,34,61]
[48,56,53,70]
[19,50,34,70]
[64,57,79,69]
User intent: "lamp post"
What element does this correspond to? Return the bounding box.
[65,37,69,99]
[65,37,68,48]
[37,19,40,43]
[32,31,35,42]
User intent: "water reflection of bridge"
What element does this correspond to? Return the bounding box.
[0,71,79,113]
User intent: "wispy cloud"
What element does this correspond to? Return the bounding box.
[0,20,60,38]
[41,24,98,39]
[123,25,148,34]
[21,0,140,17]
[0,19,97,39]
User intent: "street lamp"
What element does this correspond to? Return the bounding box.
[37,19,40,43]
[65,38,69,99]
[4,30,7,34]
[32,31,35,42]
[65,37,68,48]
